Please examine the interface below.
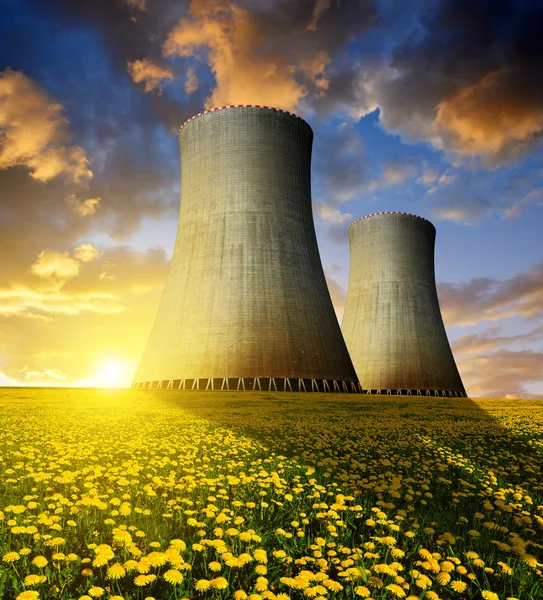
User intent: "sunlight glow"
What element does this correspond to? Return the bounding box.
[93,358,131,388]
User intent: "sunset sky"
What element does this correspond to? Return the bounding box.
[1,0,542,397]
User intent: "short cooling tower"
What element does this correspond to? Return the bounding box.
[341,212,466,397]
[134,105,360,393]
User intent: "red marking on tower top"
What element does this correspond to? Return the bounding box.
[348,212,432,230]
[177,104,302,134]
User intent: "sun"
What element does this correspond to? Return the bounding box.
[94,358,131,388]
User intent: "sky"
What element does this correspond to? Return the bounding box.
[0,0,542,397]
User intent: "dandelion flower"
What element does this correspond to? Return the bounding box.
[164,570,184,584]
[234,591,248,599]
[3,551,20,563]
[88,588,105,598]
[107,563,126,579]
[386,584,406,597]
[16,592,40,600]
[208,561,222,572]
[134,575,150,586]
[24,574,42,586]
[481,592,499,600]
[146,552,167,567]
[210,577,228,589]
[355,586,370,597]
[523,555,537,568]
[195,579,211,591]
[451,581,467,593]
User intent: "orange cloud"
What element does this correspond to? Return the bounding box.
[162,0,329,110]
[184,67,199,95]
[127,59,174,92]
[0,69,92,183]
[435,70,543,162]
[67,194,101,216]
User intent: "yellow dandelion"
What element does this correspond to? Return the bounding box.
[451,581,467,593]
[386,584,406,598]
[16,592,40,600]
[123,559,139,572]
[481,592,499,600]
[88,588,105,598]
[355,586,371,597]
[134,575,150,586]
[146,552,167,567]
[24,574,42,586]
[210,576,229,589]
[195,579,211,591]
[522,555,538,568]
[107,563,126,579]
[234,592,248,599]
[208,561,222,572]
[436,572,451,585]
[3,551,20,563]
[163,570,184,584]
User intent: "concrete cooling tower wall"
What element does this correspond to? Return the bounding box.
[341,212,466,397]
[134,105,360,393]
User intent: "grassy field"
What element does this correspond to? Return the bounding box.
[0,389,542,600]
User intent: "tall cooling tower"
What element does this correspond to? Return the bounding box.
[134,105,360,393]
[341,212,466,397]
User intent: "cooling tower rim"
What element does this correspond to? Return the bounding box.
[178,104,306,134]
[348,211,433,231]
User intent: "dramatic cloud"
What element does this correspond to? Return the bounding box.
[67,194,101,216]
[0,69,92,183]
[163,2,310,110]
[340,1,543,167]
[162,0,377,110]
[127,58,175,92]
[434,69,543,161]
[439,260,543,327]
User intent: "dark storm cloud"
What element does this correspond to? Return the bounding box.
[307,0,543,167]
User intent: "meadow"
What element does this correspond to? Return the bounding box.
[0,389,541,600]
